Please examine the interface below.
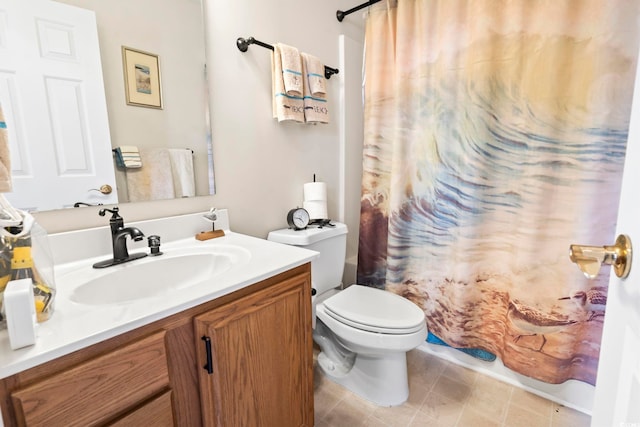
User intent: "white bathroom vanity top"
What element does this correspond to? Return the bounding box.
[0,210,317,379]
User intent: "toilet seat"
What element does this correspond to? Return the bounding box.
[322,285,425,334]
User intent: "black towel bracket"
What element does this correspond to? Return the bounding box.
[236,37,339,79]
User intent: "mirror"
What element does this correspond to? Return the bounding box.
[1,0,214,211]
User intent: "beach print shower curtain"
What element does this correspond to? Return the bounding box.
[357,0,640,385]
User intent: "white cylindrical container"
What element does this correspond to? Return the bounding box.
[304,200,328,220]
[303,182,327,201]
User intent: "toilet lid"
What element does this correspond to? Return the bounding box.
[322,285,425,334]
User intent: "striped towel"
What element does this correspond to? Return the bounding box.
[277,43,303,97]
[114,146,142,168]
[301,53,329,124]
[272,45,304,122]
[303,52,326,96]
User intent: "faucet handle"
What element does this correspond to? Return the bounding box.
[148,235,163,256]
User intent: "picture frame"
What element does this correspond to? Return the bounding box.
[122,46,163,109]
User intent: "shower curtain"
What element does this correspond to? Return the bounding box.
[357,0,640,385]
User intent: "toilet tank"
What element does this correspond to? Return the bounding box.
[267,223,348,296]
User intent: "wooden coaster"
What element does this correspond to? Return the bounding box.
[195,230,225,241]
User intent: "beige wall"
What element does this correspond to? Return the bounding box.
[35,0,365,262]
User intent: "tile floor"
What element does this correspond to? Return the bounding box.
[313,348,592,427]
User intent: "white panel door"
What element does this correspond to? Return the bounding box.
[590,45,640,425]
[0,0,117,211]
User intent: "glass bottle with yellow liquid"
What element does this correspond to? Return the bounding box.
[9,236,54,322]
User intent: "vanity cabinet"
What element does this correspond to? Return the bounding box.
[0,264,313,427]
[195,271,314,426]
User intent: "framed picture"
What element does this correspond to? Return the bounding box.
[122,46,163,109]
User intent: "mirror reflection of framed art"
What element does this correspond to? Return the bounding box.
[122,46,163,109]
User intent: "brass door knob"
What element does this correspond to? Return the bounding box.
[89,184,113,195]
[569,234,632,279]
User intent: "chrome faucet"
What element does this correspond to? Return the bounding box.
[93,207,148,268]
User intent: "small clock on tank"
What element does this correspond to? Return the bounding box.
[287,207,310,230]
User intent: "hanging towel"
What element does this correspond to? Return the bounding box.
[168,149,195,198]
[272,45,304,122]
[125,148,175,202]
[277,43,303,97]
[114,146,142,169]
[0,104,11,192]
[303,52,326,96]
[301,52,330,124]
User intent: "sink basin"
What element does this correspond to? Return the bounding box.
[66,245,251,305]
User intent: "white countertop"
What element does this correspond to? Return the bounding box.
[0,210,317,379]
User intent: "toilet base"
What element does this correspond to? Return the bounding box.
[318,351,409,407]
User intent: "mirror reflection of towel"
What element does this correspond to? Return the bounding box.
[114,146,142,168]
[168,149,195,198]
[0,104,12,192]
[125,149,174,202]
[125,148,195,202]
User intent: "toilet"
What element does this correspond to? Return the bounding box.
[267,222,428,407]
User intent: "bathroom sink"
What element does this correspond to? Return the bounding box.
[66,245,251,305]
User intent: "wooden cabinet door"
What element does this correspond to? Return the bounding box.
[195,271,313,427]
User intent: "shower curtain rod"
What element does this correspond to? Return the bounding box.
[236,37,340,79]
[337,0,382,21]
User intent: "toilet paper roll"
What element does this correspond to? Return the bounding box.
[303,200,328,220]
[303,182,327,202]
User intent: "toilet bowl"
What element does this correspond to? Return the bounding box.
[315,284,427,406]
[267,223,428,407]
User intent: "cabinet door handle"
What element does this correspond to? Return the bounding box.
[201,336,214,374]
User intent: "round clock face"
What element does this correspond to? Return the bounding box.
[287,208,310,230]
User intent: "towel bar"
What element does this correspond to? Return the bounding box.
[336,0,382,22]
[111,148,193,154]
[236,37,339,79]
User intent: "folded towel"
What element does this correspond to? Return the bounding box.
[272,45,304,123]
[302,53,329,124]
[125,148,174,202]
[302,52,326,96]
[168,149,195,198]
[114,146,142,169]
[277,43,303,97]
[0,104,11,192]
